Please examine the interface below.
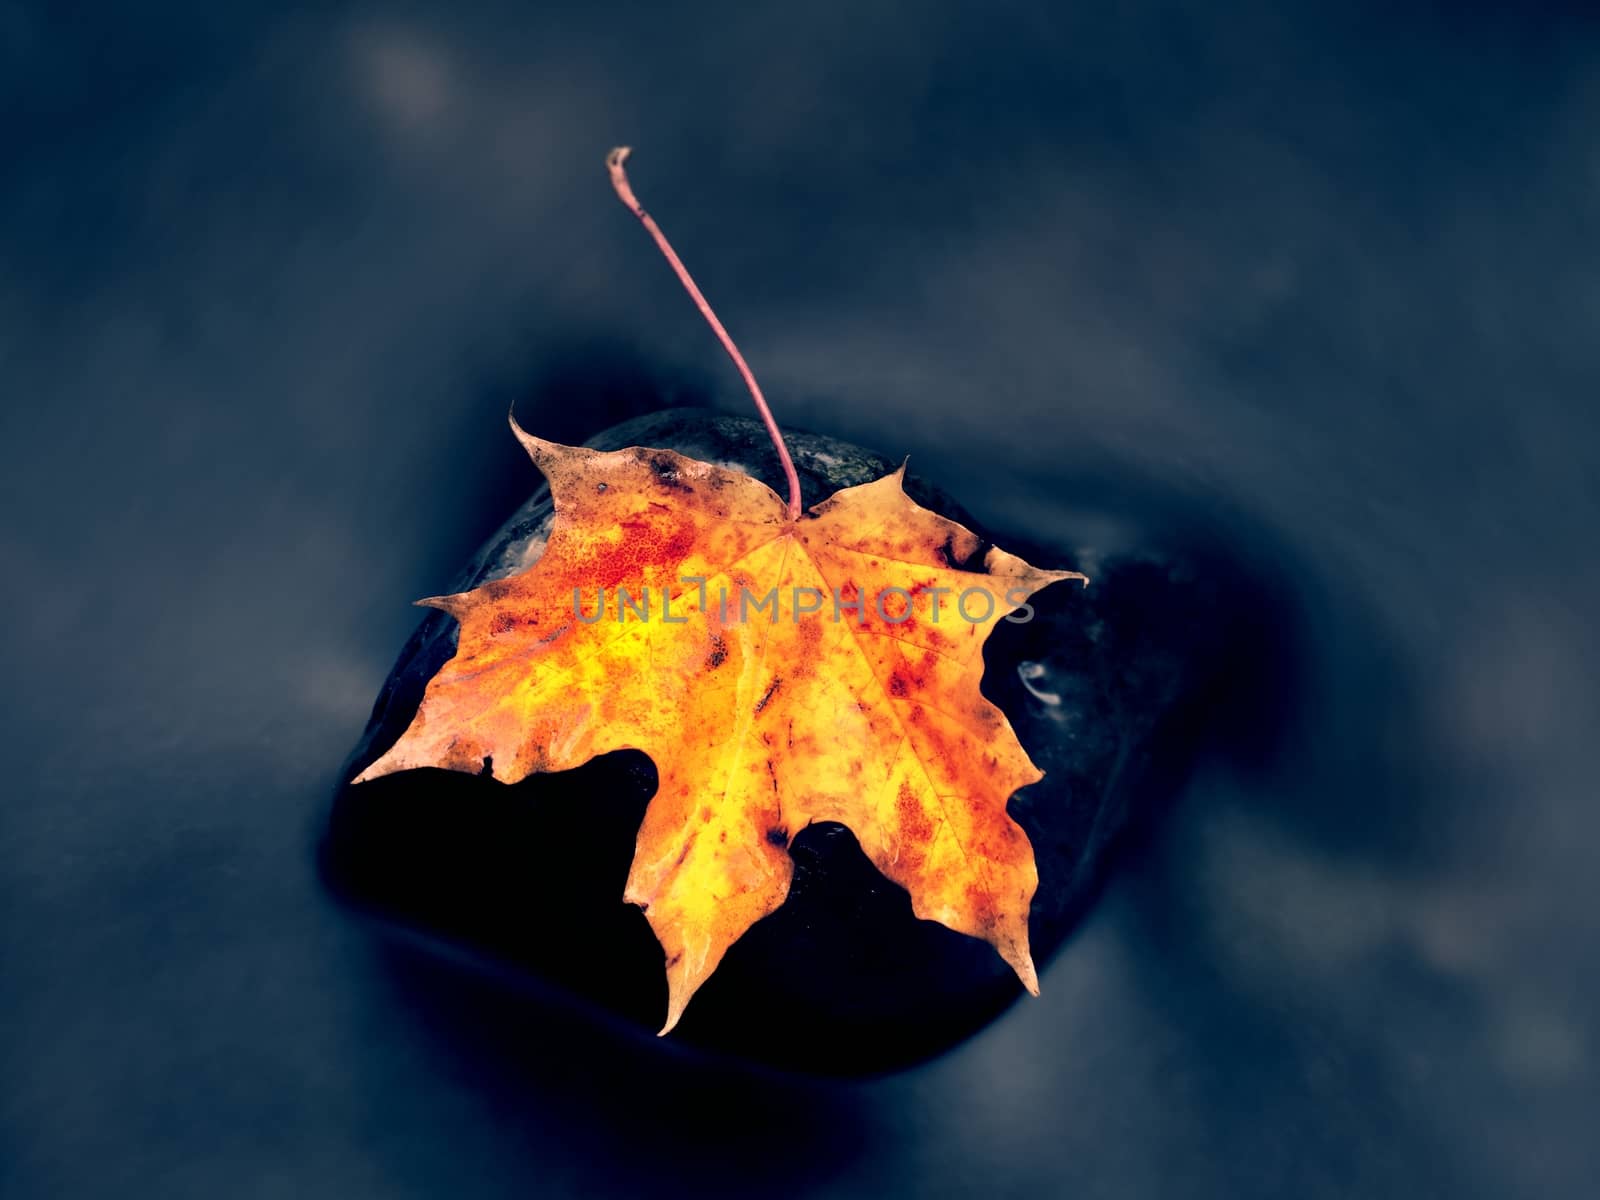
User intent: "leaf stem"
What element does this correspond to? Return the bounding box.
[606,146,803,521]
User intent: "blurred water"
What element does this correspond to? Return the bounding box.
[3,2,1597,1197]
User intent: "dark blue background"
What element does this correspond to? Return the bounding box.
[4,2,1597,1196]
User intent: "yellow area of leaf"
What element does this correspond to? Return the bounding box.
[356,417,1086,1032]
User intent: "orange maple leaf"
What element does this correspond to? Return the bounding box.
[356,418,1085,1032]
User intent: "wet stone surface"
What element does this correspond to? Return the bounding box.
[321,408,1251,1075]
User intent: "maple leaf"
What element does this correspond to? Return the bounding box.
[356,417,1085,1032]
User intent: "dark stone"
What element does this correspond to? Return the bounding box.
[320,408,1246,1076]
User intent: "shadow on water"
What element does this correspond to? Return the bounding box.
[366,939,875,1199]
[1089,509,1508,1196]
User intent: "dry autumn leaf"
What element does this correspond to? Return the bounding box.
[355,147,1086,1032]
[355,420,1084,1031]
